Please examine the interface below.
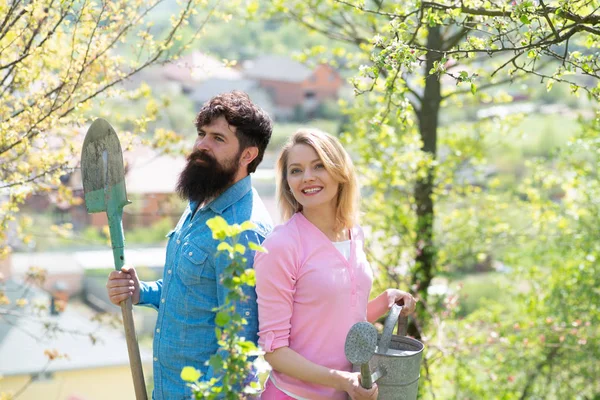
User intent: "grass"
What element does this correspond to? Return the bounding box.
[509,114,579,158]
[20,212,175,252]
[448,272,514,317]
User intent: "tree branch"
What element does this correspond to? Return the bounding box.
[334,0,421,20]
[443,27,471,51]
[539,0,560,39]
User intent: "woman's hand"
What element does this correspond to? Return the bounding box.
[336,371,378,400]
[385,289,416,316]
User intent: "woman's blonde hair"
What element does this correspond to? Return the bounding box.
[276,128,359,231]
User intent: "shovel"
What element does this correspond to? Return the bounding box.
[81,118,148,400]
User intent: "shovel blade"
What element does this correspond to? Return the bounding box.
[81,118,129,214]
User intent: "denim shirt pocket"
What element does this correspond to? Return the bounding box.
[178,241,209,286]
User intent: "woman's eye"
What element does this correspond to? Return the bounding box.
[315,163,324,169]
[290,168,300,174]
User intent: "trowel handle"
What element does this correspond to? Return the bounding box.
[360,363,373,389]
[108,210,126,270]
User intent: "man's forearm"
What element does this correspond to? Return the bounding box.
[138,280,163,310]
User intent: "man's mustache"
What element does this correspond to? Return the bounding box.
[188,150,216,164]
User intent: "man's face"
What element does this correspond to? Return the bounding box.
[176,116,243,204]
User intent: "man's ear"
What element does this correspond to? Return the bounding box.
[240,146,259,168]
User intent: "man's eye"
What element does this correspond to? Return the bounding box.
[197,132,205,137]
[215,137,224,142]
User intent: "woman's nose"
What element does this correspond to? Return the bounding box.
[303,169,316,182]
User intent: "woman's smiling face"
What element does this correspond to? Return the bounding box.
[286,143,340,213]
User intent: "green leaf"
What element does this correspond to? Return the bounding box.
[240,221,256,231]
[217,242,233,252]
[246,0,259,15]
[240,269,256,286]
[520,14,530,25]
[215,311,231,327]
[234,243,246,254]
[470,83,477,95]
[206,216,229,240]
[248,242,268,253]
[180,366,201,382]
[208,354,224,372]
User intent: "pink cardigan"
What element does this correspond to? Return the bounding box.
[255,213,387,400]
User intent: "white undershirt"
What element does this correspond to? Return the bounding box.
[331,240,351,260]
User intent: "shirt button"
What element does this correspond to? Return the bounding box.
[188,251,193,256]
[176,239,180,244]
[156,328,160,333]
[184,242,188,246]
[153,357,158,362]
[244,311,250,316]
[168,270,172,274]
[161,298,165,303]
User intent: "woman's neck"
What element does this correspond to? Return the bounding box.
[301,205,348,242]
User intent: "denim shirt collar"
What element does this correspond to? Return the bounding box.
[189,175,253,216]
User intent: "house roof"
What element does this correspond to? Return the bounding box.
[243,55,313,83]
[65,143,186,195]
[188,79,276,117]
[0,279,152,376]
[188,78,258,104]
[124,147,187,194]
[162,51,242,83]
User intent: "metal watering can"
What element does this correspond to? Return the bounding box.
[345,304,424,399]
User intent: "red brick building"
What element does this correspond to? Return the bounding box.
[243,55,344,120]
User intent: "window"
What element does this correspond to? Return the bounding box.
[31,371,54,382]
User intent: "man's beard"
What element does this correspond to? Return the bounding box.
[176,149,240,204]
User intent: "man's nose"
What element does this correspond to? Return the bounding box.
[195,137,210,152]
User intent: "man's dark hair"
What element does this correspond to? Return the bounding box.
[195,91,273,173]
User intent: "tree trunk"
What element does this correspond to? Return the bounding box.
[410,25,443,337]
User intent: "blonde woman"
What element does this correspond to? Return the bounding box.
[254,129,416,400]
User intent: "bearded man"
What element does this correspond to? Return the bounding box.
[105,91,273,399]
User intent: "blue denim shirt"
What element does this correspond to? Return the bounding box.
[138,176,273,400]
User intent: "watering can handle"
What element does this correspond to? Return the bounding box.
[397,315,409,336]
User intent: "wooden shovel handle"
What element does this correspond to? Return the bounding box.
[121,297,148,400]
[108,212,147,399]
